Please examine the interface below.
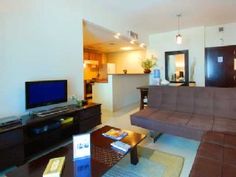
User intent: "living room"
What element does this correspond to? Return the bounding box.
[1,0,236,177]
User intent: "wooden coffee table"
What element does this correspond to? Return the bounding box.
[6,125,146,177]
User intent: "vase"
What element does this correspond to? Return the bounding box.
[144,69,151,74]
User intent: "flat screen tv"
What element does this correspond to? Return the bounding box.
[25,80,67,109]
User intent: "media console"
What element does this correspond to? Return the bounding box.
[0,103,101,171]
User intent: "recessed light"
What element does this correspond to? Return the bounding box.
[120,47,133,51]
[114,33,121,39]
[130,40,136,44]
[139,43,146,48]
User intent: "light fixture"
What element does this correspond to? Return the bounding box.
[120,47,133,51]
[139,43,146,48]
[130,40,136,44]
[176,14,182,45]
[114,33,121,39]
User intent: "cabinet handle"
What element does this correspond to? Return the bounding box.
[234,75,236,81]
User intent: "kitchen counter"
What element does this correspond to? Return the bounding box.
[108,73,149,75]
[92,74,149,111]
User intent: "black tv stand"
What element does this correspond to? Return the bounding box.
[0,103,101,171]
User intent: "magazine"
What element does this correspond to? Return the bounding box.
[102,129,128,140]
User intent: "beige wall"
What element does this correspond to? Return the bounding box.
[106,50,146,74]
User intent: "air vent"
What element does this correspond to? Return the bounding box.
[219,27,224,32]
[128,31,138,40]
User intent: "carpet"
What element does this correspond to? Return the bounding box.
[103,146,184,177]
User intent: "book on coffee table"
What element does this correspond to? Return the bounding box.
[43,156,65,177]
[102,128,128,140]
[111,141,131,153]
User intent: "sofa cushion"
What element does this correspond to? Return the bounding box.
[224,147,236,166]
[222,164,236,177]
[130,108,158,119]
[213,88,236,119]
[202,131,224,145]
[190,131,236,177]
[148,110,173,122]
[190,157,222,177]
[159,86,177,111]
[197,142,223,161]
[166,112,192,126]
[213,117,236,133]
[193,87,214,116]
[147,86,162,108]
[187,114,213,131]
[176,87,194,113]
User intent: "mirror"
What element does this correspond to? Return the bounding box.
[165,50,189,84]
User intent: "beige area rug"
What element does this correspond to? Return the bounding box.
[103,146,184,177]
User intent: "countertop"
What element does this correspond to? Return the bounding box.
[108,73,149,75]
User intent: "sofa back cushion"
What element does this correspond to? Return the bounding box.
[148,86,162,108]
[176,87,194,113]
[213,88,236,119]
[148,86,236,118]
[193,87,214,116]
[148,86,177,111]
[159,86,177,111]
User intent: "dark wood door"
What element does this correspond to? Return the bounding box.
[205,45,236,87]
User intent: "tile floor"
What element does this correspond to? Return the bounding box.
[1,103,199,177]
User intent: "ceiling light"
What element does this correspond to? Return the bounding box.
[176,14,182,45]
[139,43,146,48]
[130,40,136,44]
[176,34,182,45]
[120,47,133,51]
[114,33,121,39]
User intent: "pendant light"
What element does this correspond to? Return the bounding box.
[176,14,182,45]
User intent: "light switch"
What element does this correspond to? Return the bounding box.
[217,56,223,63]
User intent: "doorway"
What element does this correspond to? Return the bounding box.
[205,45,236,87]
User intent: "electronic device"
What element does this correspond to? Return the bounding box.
[0,116,21,128]
[25,80,67,109]
[36,107,69,117]
[31,121,61,135]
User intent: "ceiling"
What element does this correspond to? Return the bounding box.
[96,0,236,34]
[83,0,236,51]
[83,21,144,53]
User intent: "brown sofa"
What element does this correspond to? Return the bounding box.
[190,131,236,177]
[130,86,236,140]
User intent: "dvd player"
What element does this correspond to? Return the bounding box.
[0,116,22,127]
[36,107,69,117]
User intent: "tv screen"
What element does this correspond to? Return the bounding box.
[25,80,67,109]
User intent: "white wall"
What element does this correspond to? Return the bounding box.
[92,75,113,111]
[148,22,236,87]
[148,27,205,86]
[106,50,146,74]
[205,22,236,47]
[0,0,135,118]
[112,74,149,111]
[93,74,149,112]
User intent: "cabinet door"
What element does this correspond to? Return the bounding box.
[205,45,236,87]
[0,128,24,170]
[84,52,89,60]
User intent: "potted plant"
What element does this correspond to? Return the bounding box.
[141,57,157,73]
